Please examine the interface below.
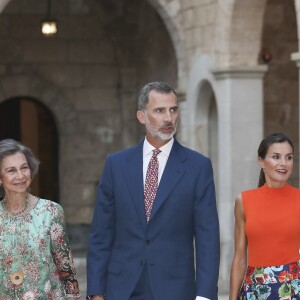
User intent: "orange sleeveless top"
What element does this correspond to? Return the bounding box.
[242,184,300,267]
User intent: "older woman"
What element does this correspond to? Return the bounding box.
[229,133,300,300]
[0,139,80,299]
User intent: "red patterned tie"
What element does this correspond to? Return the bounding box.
[144,149,161,222]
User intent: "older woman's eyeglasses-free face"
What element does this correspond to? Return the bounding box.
[0,152,32,195]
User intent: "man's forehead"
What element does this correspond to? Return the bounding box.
[148,91,177,105]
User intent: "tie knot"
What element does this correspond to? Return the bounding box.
[152,149,161,157]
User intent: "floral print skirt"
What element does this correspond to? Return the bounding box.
[238,261,300,300]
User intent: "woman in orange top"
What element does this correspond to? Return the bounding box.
[229,133,300,300]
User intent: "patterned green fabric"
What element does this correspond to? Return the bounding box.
[0,198,80,299]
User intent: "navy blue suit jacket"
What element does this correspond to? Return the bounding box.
[87,140,220,300]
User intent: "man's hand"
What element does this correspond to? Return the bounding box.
[91,296,105,300]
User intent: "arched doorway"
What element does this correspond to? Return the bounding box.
[195,80,219,199]
[195,81,218,154]
[0,97,59,202]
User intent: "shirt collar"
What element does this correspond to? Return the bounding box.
[143,137,174,157]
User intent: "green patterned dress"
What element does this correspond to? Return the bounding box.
[0,198,80,299]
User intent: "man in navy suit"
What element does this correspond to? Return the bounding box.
[86,81,220,300]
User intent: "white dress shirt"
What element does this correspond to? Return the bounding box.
[142,137,174,185]
[143,138,211,300]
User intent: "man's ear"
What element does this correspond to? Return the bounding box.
[137,110,146,125]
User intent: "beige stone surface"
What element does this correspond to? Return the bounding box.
[65,206,93,224]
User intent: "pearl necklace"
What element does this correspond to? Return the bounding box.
[3,193,29,217]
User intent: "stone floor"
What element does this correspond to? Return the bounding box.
[73,254,229,300]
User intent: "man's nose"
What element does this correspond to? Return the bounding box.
[163,111,172,122]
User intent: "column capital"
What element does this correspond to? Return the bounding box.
[291,52,300,67]
[211,65,268,80]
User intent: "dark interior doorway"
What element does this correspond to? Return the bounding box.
[0,97,59,202]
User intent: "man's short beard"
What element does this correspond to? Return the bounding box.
[145,121,177,141]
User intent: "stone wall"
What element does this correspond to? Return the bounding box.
[0,0,177,226]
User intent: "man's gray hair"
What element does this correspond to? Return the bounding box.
[137,81,177,111]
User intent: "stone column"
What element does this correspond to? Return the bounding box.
[291,52,300,186]
[211,65,268,293]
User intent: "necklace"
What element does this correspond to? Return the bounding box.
[3,193,29,217]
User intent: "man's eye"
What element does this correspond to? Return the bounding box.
[287,155,293,160]
[272,155,279,159]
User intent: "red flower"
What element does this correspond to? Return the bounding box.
[289,263,299,279]
[278,271,293,283]
[73,282,79,294]
[255,274,265,284]
[59,271,69,278]
[244,267,255,284]
[66,281,75,292]
[246,266,255,277]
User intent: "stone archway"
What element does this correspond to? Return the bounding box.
[195,79,219,207]
[186,53,268,294]
[0,97,59,201]
[194,80,218,158]
[0,74,77,135]
[0,74,79,206]
[146,0,187,92]
[0,0,179,225]
[214,0,268,66]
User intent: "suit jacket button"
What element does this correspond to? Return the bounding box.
[146,240,150,245]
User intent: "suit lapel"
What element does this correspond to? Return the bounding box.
[123,141,147,229]
[149,141,186,222]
